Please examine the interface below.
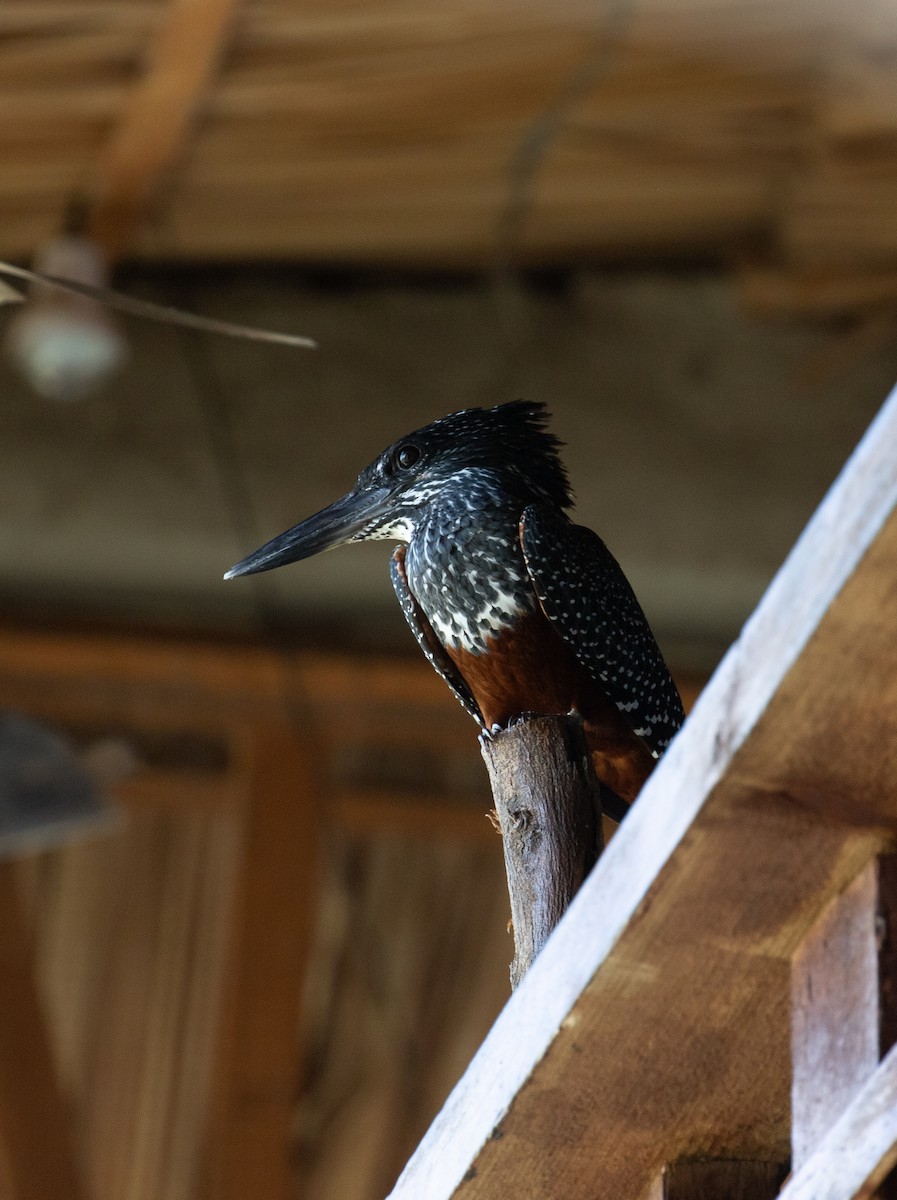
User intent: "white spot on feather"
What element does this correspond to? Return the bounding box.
[359,514,414,541]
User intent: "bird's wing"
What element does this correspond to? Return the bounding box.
[520,504,684,757]
[390,546,484,725]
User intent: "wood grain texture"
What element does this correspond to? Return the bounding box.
[778,1044,897,1200]
[791,861,881,1168]
[480,716,601,989]
[386,382,897,1200]
[878,856,897,1060]
[791,854,897,1195]
[647,1159,786,1200]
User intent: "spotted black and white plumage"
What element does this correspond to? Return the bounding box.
[402,467,536,655]
[225,399,685,814]
[520,503,684,755]
[389,545,482,722]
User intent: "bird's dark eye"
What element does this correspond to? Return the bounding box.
[395,444,421,470]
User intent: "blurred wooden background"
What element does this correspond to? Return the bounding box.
[0,632,531,1200]
[2,1,897,1197]
[3,0,897,318]
[0,625,699,1199]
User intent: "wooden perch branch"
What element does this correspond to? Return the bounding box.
[480,715,603,988]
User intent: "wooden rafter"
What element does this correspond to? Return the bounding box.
[86,0,244,259]
[201,722,321,1200]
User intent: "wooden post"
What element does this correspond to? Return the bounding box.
[479,714,602,989]
[791,854,897,1195]
[201,722,321,1200]
[647,1160,785,1200]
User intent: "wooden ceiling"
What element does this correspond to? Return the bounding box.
[5,0,897,315]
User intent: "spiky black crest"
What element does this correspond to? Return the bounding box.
[365,400,573,510]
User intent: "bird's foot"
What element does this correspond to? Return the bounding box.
[508,711,542,729]
[478,723,503,749]
[479,715,541,747]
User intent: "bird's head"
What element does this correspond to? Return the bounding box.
[224,400,572,578]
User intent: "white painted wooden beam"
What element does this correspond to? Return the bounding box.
[778,1045,897,1200]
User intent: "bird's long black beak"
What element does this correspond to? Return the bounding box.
[224,485,392,579]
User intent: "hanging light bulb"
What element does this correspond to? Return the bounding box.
[4,234,129,402]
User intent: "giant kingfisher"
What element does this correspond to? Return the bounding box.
[225,401,684,818]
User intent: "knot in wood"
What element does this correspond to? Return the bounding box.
[479,713,602,986]
[508,801,538,843]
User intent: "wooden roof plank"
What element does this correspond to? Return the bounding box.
[387,381,897,1199]
[87,0,244,258]
[1,0,897,293]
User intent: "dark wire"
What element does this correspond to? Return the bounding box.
[0,259,316,348]
[492,0,634,352]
